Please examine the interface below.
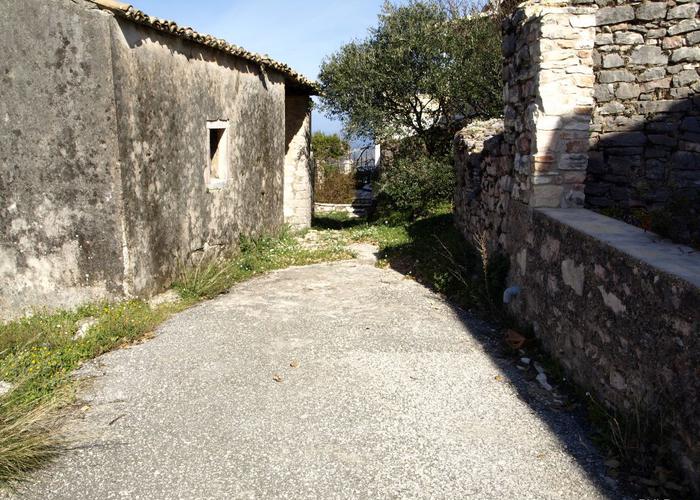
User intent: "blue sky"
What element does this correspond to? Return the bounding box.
[135,0,393,136]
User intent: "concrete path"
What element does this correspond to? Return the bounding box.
[22,254,618,499]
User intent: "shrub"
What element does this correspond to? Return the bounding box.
[377,155,455,218]
[311,132,349,162]
[315,170,356,204]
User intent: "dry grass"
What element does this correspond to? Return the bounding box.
[175,231,351,300]
[0,388,68,487]
[315,170,357,204]
[0,228,351,486]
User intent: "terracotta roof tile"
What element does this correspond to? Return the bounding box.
[88,0,318,93]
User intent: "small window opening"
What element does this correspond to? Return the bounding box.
[206,120,229,190]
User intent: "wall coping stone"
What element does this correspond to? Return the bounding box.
[538,208,700,288]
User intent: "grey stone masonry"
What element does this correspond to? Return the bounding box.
[586,0,700,229]
[284,94,314,229]
[453,119,507,251]
[502,0,597,209]
[455,0,700,492]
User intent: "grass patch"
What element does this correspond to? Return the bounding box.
[313,204,509,315]
[0,228,351,486]
[0,300,184,487]
[174,229,351,300]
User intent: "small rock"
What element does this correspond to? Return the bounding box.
[534,361,545,374]
[148,289,181,308]
[603,476,618,489]
[304,231,319,242]
[668,3,698,20]
[520,357,531,365]
[290,359,300,368]
[635,2,667,21]
[609,370,627,390]
[73,317,98,340]
[272,374,283,383]
[536,373,553,391]
[72,360,105,380]
[671,47,700,64]
[0,381,13,397]
[596,5,634,26]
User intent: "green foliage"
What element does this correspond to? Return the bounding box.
[311,132,350,162]
[0,299,181,485]
[318,0,503,152]
[174,230,351,300]
[312,204,509,315]
[377,155,455,217]
[0,302,174,408]
[312,132,357,204]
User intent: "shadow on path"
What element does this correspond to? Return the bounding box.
[314,211,625,499]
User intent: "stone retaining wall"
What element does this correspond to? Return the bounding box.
[454,0,700,490]
[454,119,508,250]
[506,205,700,490]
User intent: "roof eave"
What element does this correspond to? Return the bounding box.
[87,0,319,93]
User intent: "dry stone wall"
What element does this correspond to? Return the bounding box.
[454,0,700,491]
[586,0,700,222]
[505,204,700,492]
[454,119,508,249]
[457,0,700,250]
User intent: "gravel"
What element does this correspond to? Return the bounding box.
[19,257,620,499]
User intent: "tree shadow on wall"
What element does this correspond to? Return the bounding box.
[451,95,700,497]
[584,94,700,249]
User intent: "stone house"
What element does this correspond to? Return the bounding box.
[0,0,316,318]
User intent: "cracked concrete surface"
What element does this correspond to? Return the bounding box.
[19,256,618,499]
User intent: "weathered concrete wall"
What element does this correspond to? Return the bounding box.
[0,0,311,316]
[284,94,313,228]
[505,205,700,491]
[0,0,126,318]
[587,1,700,215]
[109,18,286,295]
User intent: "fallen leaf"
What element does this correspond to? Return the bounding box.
[494,375,504,382]
[272,374,283,383]
[504,329,527,349]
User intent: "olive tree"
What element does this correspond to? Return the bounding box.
[318,0,503,155]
